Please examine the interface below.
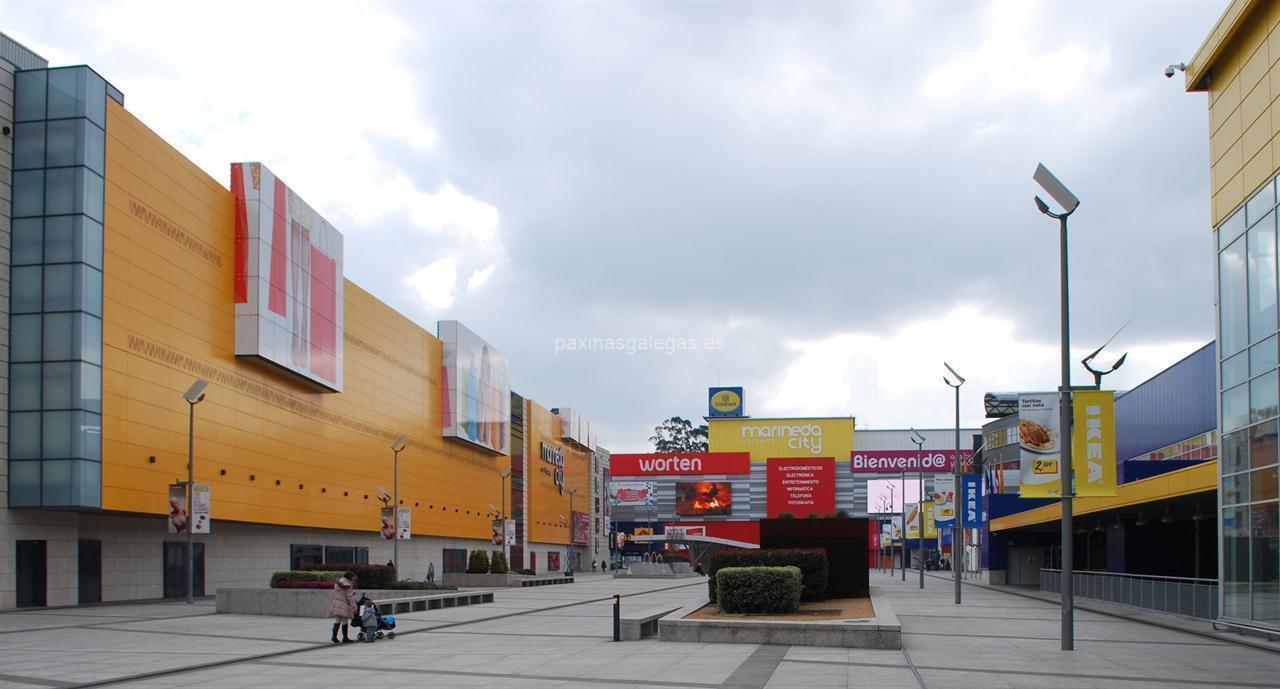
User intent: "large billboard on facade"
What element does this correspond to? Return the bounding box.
[675,481,732,516]
[572,511,590,545]
[708,417,855,460]
[231,162,344,391]
[608,481,656,506]
[439,320,511,454]
[850,449,974,473]
[766,457,835,517]
[609,452,751,476]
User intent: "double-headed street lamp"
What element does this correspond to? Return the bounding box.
[909,428,926,589]
[1034,162,1080,651]
[182,379,208,605]
[390,435,408,576]
[943,362,965,605]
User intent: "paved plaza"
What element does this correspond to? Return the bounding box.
[0,571,1276,689]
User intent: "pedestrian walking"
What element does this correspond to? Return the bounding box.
[328,571,357,643]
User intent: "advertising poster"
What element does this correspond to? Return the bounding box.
[492,519,505,545]
[961,475,984,528]
[881,517,902,545]
[190,483,211,534]
[397,506,411,540]
[608,481,656,506]
[904,502,938,539]
[505,519,517,546]
[380,507,395,540]
[850,450,974,473]
[439,320,511,455]
[572,511,591,545]
[675,481,732,516]
[548,552,561,571]
[931,476,955,528]
[167,483,187,534]
[1072,390,1118,496]
[766,457,836,517]
[1018,393,1063,497]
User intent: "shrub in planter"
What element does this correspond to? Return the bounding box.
[467,550,491,574]
[489,551,509,574]
[273,580,338,589]
[705,548,829,603]
[384,581,457,591]
[270,570,343,588]
[716,566,802,614]
[303,563,397,589]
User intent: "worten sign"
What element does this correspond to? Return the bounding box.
[610,452,751,476]
[850,450,974,473]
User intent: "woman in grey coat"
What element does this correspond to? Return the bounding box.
[328,572,357,643]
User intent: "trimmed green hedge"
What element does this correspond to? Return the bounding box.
[706,548,829,602]
[467,550,491,574]
[489,551,509,574]
[716,566,802,614]
[302,563,397,589]
[270,570,343,588]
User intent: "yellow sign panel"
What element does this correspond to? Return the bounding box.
[708,417,854,461]
[905,502,938,539]
[710,390,742,414]
[1072,390,1117,497]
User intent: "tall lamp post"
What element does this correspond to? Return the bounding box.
[943,362,965,605]
[390,436,408,576]
[568,486,578,572]
[499,467,512,563]
[909,429,926,589]
[900,470,907,581]
[181,379,208,605]
[1034,162,1080,651]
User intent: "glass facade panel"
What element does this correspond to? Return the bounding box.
[13,121,45,169]
[1248,179,1276,226]
[13,218,43,265]
[1251,370,1279,423]
[1222,233,1250,356]
[1224,506,1251,620]
[1224,351,1249,388]
[44,167,77,215]
[13,170,44,218]
[80,364,102,413]
[11,265,42,314]
[1252,420,1279,469]
[1251,502,1279,625]
[43,216,75,263]
[1224,383,1250,434]
[46,118,81,168]
[42,460,72,505]
[1225,472,1250,505]
[47,67,86,119]
[10,413,41,460]
[41,362,73,410]
[83,218,103,269]
[83,316,102,365]
[10,363,41,412]
[10,315,41,362]
[1253,467,1280,502]
[1253,336,1279,377]
[14,69,47,122]
[1249,214,1278,343]
[43,264,75,311]
[43,313,75,361]
[8,461,41,507]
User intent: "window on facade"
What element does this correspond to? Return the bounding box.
[289,545,323,571]
[1221,235,1249,357]
[1251,502,1279,625]
[1223,506,1250,620]
[1249,214,1278,343]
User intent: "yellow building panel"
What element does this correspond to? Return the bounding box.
[708,417,855,462]
[526,401,591,545]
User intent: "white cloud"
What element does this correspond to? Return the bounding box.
[466,264,496,292]
[405,258,458,311]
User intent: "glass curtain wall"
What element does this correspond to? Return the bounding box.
[1217,177,1280,629]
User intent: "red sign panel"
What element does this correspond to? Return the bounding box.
[850,450,974,473]
[766,457,836,518]
[610,452,751,476]
[665,521,760,547]
[571,511,590,545]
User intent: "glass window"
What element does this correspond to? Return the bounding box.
[1248,179,1276,226]
[83,267,103,317]
[47,67,86,120]
[10,412,41,459]
[44,264,75,312]
[83,316,102,366]
[87,72,106,128]
[13,121,45,170]
[1222,235,1250,356]
[41,410,99,460]
[44,167,77,216]
[85,120,105,175]
[355,548,369,565]
[289,544,323,571]
[1251,370,1279,423]
[1252,336,1279,377]
[83,170,104,222]
[83,218,104,269]
[1223,506,1251,620]
[13,218,43,266]
[80,363,102,413]
[44,313,76,361]
[1252,467,1279,502]
[44,119,104,174]
[42,362,73,410]
[42,459,72,506]
[13,170,44,218]
[44,216,75,263]
[76,460,101,508]
[11,266,43,314]
[10,363,41,412]
[1249,214,1278,343]
[324,546,356,564]
[14,69,47,122]
[1252,420,1278,469]
[10,314,42,363]
[1250,502,1279,624]
[8,461,41,507]
[1221,207,1248,251]
[1224,351,1250,388]
[1224,472,1250,505]
[43,410,72,457]
[81,413,102,461]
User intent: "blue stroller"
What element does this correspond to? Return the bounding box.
[353,595,397,640]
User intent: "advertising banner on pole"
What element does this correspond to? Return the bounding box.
[167,483,188,534]
[905,502,938,539]
[931,476,956,528]
[504,519,517,546]
[961,475,984,528]
[1072,390,1118,496]
[396,506,411,540]
[191,483,211,534]
[380,507,394,539]
[1018,392,1063,497]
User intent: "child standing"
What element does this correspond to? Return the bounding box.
[359,599,379,643]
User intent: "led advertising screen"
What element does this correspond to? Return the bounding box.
[439,320,511,454]
[675,481,732,516]
[231,162,344,390]
[865,478,922,514]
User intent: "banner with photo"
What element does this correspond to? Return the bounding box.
[167,484,188,534]
[397,506,411,540]
[191,483,211,534]
[380,507,395,539]
[608,480,656,506]
[931,476,956,528]
[1072,390,1118,497]
[904,502,938,539]
[1018,392,1063,497]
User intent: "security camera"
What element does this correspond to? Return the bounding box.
[1165,62,1186,79]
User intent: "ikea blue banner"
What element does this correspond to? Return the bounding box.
[961,475,984,528]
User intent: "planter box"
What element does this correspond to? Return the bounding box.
[216,588,461,617]
[441,572,575,588]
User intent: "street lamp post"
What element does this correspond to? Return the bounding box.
[500,467,512,563]
[569,487,578,572]
[944,362,965,605]
[390,436,408,577]
[181,379,207,605]
[900,470,907,581]
[910,429,926,589]
[1034,162,1080,651]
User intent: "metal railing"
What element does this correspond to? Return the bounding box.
[1040,568,1218,620]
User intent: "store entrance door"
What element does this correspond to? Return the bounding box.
[78,539,102,604]
[16,540,47,608]
[162,542,205,599]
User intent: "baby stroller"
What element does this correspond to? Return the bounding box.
[353,596,397,640]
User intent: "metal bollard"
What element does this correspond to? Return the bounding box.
[612,594,621,642]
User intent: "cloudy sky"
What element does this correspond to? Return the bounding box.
[6,1,1226,451]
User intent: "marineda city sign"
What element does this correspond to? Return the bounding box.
[850,450,974,473]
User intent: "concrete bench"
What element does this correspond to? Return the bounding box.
[371,590,495,614]
[519,576,574,587]
[620,606,681,641]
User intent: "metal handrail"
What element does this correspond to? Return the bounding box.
[1040,568,1216,585]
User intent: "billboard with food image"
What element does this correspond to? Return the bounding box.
[1018,393,1062,497]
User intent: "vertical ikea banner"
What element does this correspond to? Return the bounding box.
[1072,391,1117,496]
[1018,393,1063,497]
[961,475,983,528]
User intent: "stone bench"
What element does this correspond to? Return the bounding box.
[620,606,681,641]
[519,576,574,587]
[371,590,495,614]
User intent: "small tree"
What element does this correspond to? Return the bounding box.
[467,549,491,574]
[489,551,509,574]
[650,416,709,452]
